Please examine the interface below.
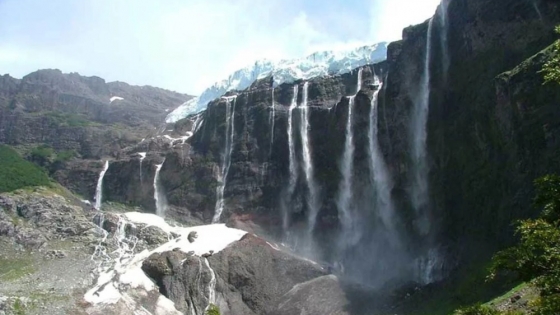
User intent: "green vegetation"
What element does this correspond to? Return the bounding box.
[454,304,522,315]
[542,26,560,84]
[54,149,76,163]
[28,144,77,173]
[0,256,35,282]
[454,175,560,314]
[206,304,221,315]
[29,144,54,166]
[0,145,50,193]
[485,283,532,307]
[44,111,92,127]
[12,298,25,315]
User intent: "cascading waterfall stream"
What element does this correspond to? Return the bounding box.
[337,68,362,247]
[283,85,300,233]
[368,79,396,230]
[270,87,276,155]
[411,17,445,285]
[299,82,320,254]
[212,96,237,223]
[203,258,217,310]
[154,159,167,218]
[138,152,146,184]
[439,0,450,79]
[411,18,434,231]
[94,161,109,210]
[532,0,543,20]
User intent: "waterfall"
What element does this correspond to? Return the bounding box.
[439,0,450,79]
[300,82,320,254]
[337,68,362,246]
[138,152,146,184]
[410,17,445,285]
[212,96,237,223]
[94,161,109,210]
[532,0,543,20]
[193,114,204,133]
[203,258,217,310]
[282,85,300,234]
[270,87,276,155]
[368,79,396,230]
[411,18,434,229]
[154,159,167,218]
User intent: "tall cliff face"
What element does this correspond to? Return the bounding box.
[366,0,560,270]
[156,0,560,278]
[95,0,560,289]
[163,64,386,230]
[376,0,560,261]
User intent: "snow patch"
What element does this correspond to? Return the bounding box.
[110,96,124,103]
[86,212,246,309]
[166,42,387,122]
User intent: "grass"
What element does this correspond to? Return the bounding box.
[485,283,530,307]
[0,257,35,282]
[0,145,50,193]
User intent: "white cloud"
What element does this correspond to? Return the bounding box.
[372,0,442,42]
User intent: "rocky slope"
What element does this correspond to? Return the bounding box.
[0,187,351,315]
[0,69,193,159]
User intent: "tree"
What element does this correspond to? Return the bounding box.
[488,175,560,315]
[542,26,560,85]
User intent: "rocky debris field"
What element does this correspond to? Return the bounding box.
[0,188,174,315]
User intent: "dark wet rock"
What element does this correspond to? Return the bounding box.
[270,275,350,315]
[135,226,169,247]
[187,231,197,243]
[44,250,67,260]
[142,233,331,315]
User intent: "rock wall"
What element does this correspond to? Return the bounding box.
[0,69,193,158]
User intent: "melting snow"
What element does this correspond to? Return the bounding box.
[85,212,246,311]
[110,96,124,103]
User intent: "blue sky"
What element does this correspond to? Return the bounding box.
[0,0,441,94]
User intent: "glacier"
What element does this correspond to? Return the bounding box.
[166,42,388,123]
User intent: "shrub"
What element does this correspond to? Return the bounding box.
[54,150,76,163]
[30,144,54,165]
[542,26,560,85]
[0,145,50,192]
[488,175,560,315]
[206,304,221,315]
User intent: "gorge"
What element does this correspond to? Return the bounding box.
[1,0,560,314]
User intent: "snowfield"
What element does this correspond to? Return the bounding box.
[84,212,247,313]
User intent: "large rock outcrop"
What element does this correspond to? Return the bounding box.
[141,233,350,315]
